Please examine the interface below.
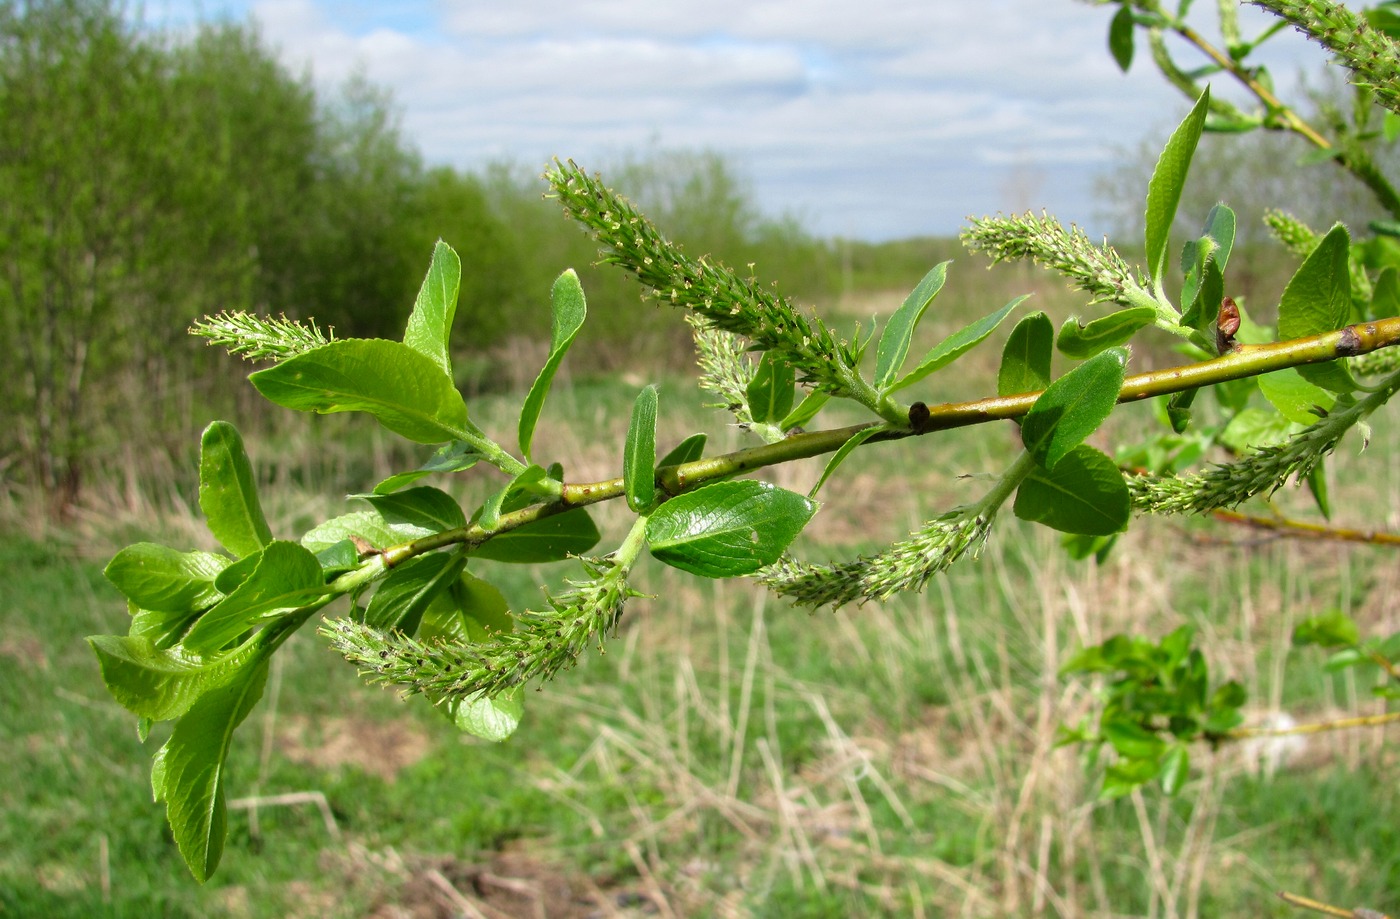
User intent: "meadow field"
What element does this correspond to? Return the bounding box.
[3,257,1399,918]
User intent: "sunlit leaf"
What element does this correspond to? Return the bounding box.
[199,422,273,558]
[403,240,461,376]
[519,269,587,461]
[250,339,472,445]
[647,480,816,577]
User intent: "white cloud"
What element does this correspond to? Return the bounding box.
[147,0,1326,238]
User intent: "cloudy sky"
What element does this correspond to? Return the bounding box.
[143,0,1321,240]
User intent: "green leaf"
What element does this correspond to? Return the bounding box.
[373,441,483,494]
[746,352,796,424]
[875,261,950,388]
[659,433,707,467]
[1180,205,1236,327]
[886,295,1025,394]
[1101,757,1159,800]
[365,550,467,634]
[448,689,523,742]
[300,511,428,554]
[357,486,466,533]
[470,508,601,563]
[476,464,552,531]
[314,539,361,577]
[453,572,514,636]
[998,311,1054,397]
[779,389,831,431]
[1014,445,1130,536]
[624,384,659,512]
[88,634,264,723]
[1104,718,1166,760]
[1158,744,1190,795]
[419,572,513,644]
[1306,458,1331,520]
[403,240,461,376]
[647,480,817,577]
[104,544,228,613]
[810,427,881,498]
[1109,4,1135,71]
[154,654,270,882]
[182,542,325,654]
[1277,224,1356,393]
[1056,307,1157,359]
[1021,348,1129,470]
[1219,407,1294,452]
[129,606,202,652]
[250,339,472,445]
[1371,266,1400,319]
[1146,88,1210,286]
[519,269,587,462]
[199,422,273,558]
[1257,367,1334,425]
[1293,610,1361,648]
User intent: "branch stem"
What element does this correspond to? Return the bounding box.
[1226,709,1400,739]
[336,317,1400,593]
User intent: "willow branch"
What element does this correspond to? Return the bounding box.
[1211,510,1400,547]
[322,317,1400,594]
[1226,710,1400,740]
[1278,890,1391,918]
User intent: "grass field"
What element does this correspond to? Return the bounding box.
[4,278,1400,917]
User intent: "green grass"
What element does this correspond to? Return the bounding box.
[6,272,1400,915]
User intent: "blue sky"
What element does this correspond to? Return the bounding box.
[140,0,1321,240]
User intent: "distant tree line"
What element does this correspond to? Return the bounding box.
[0,0,837,513]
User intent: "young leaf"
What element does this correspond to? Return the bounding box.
[1277,224,1357,393]
[373,441,483,494]
[779,389,831,432]
[519,269,587,462]
[1257,368,1334,425]
[447,690,523,743]
[182,541,326,654]
[998,311,1054,397]
[875,261,950,388]
[469,508,601,563]
[364,550,467,634]
[104,544,228,614]
[746,352,796,424]
[250,339,472,445]
[646,480,817,577]
[1306,459,1331,520]
[403,240,462,376]
[300,511,428,554]
[885,295,1025,394]
[88,633,265,723]
[1056,307,1157,359]
[1109,4,1135,72]
[1021,348,1129,470]
[475,464,552,531]
[658,433,707,467]
[624,384,659,512]
[199,422,273,558]
[1013,444,1131,536]
[1146,88,1210,287]
[356,486,466,533]
[154,654,270,882]
[1293,610,1361,648]
[810,427,881,498]
[1158,744,1190,796]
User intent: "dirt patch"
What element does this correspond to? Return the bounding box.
[361,847,668,919]
[0,631,48,672]
[278,716,432,783]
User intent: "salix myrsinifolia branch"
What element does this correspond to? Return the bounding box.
[88,0,1400,887]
